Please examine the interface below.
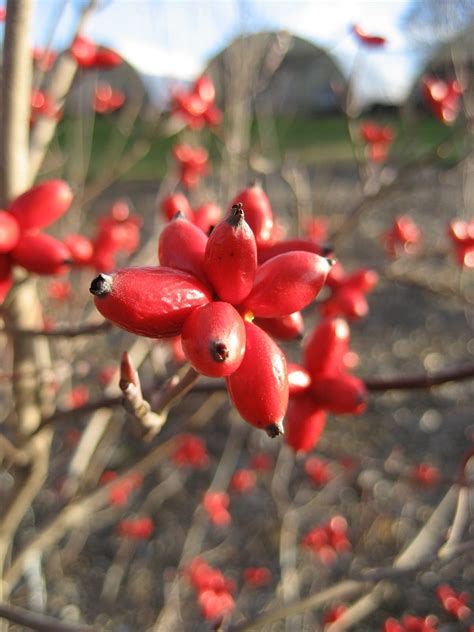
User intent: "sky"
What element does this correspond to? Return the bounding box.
[10,0,457,107]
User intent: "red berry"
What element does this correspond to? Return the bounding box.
[9,180,73,231]
[242,566,271,587]
[194,75,215,104]
[90,267,212,338]
[116,517,153,540]
[0,211,20,253]
[193,203,222,234]
[158,212,208,282]
[311,374,367,414]
[230,184,274,248]
[287,362,312,397]
[304,318,350,378]
[204,203,257,304]
[226,321,288,436]
[230,469,256,493]
[203,491,231,526]
[285,395,326,452]
[305,457,331,486]
[160,193,193,222]
[11,233,71,275]
[181,302,246,377]
[92,47,122,69]
[172,434,208,469]
[258,238,332,264]
[243,252,331,318]
[64,234,94,265]
[254,311,304,341]
[70,35,97,67]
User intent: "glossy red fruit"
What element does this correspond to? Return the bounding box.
[311,374,367,414]
[287,363,312,397]
[158,212,208,282]
[258,238,332,263]
[181,302,246,377]
[230,185,274,248]
[0,255,13,304]
[194,203,222,234]
[243,252,331,318]
[64,234,94,265]
[11,233,71,275]
[304,318,350,378]
[90,266,212,338]
[204,203,257,304]
[254,311,304,341]
[0,211,20,253]
[160,193,193,222]
[226,321,288,436]
[285,395,326,453]
[9,180,73,231]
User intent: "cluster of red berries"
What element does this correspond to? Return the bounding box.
[70,34,122,70]
[0,180,74,302]
[321,262,378,320]
[421,76,463,125]
[172,144,210,189]
[91,187,333,437]
[301,515,351,565]
[171,75,222,130]
[447,219,474,268]
[436,584,472,621]
[286,317,366,452]
[382,216,421,258]
[185,558,235,623]
[203,491,231,526]
[360,121,395,163]
[93,82,126,114]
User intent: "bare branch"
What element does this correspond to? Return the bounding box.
[0,600,94,632]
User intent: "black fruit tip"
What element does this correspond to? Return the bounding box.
[228,203,245,226]
[322,244,334,256]
[295,332,304,342]
[63,258,74,266]
[172,210,185,220]
[326,257,337,267]
[211,341,229,363]
[90,273,113,297]
[265,420,284,438]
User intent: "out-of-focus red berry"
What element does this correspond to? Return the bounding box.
[116,516,153,540]
[171,434,208,469]
[304,457,332,486]
[230,469,256,493]
[203,491,231,526]
[242,566,271,587]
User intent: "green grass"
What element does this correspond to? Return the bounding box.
[53,112,459,183]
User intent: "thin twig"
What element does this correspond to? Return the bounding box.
[0,600,94,631]
[0,321,110,338]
